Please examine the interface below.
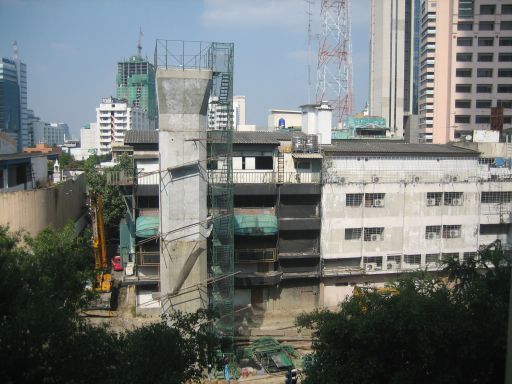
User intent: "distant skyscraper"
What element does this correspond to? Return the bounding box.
[116,55,157,128]
[0,44,28,151]
[418,0,512,144]
[233,95,246,130]
[369,0,420,138]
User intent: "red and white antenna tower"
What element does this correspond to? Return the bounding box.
[316,0,353,126]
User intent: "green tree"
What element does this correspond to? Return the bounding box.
[0,226,220,384]
[297,248,511,384]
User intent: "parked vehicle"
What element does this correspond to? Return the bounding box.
[111,255,123,271]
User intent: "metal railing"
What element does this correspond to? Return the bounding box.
[235,248,277,263]
[209,170,322,184]
[136,251,160,266]
[154,40,213,70]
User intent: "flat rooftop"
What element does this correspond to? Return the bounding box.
[322,142,479,157]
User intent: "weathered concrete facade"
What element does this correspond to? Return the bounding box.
[157,68,212,313]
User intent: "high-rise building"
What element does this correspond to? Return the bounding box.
[369,0,420,139]
[96,97,152,155]
[418,0,512,143]
[116,55,157,128]
[233,95,246,130]
[0,49,28,151]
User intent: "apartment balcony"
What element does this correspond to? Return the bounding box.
[209,170,322,184]
[235,271,282,287]
[279,264,320,280]
[123,251,160,285]
[106,169,136,186]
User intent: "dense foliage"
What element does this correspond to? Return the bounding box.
[297,247,511,384]
[0,225,219,384]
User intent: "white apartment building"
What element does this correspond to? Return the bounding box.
[233,95,246,130]
[419,0,512,143]
[96,97,152,155]
[320,141,512,306]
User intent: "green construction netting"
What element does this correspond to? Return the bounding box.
[234,214,278,236]
[135,216,159,238]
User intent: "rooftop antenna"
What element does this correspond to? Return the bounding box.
[12,41,19,60]
[305,0,314,104]
[137,28,143,57]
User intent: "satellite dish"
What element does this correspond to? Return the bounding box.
[465,135,472,141]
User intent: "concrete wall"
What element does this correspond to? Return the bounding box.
[0,173,86,236]
[157,68,211,313]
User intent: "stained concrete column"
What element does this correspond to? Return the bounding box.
[157,68,212,313]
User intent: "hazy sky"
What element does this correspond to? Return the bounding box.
[0,0,370,138]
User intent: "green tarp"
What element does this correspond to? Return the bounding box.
[234,214,278,236]
[135,216,159,238]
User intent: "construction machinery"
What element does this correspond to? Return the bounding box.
[89,191,112,293]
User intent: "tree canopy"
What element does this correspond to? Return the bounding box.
[297,248,511,384]
[0,225,219,384]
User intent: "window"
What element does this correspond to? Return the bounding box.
[504,116,512,124]
[477,84,492,93]
[501,21,512,30]
[480,4,496,15]
[456,52,472,62]
[498,69,512,77]
[478,37,494,46]
[455,99,471,108]
[480,224,509,235]
[255,156,273,170]
[296,160,311,170]
[477,68,493,77]
[476,99,492,108]
[456,68,472,77]
[404,254,421,265]
[457,21,473,30]
[345,228,362,241]
[346,193,363,207]
[442,225,462,239]
[503,4,512,14]
[478,53,493,62]
[426,253,440,263]
[499,53,512,62]
[457,37,473,46]
[365,193,385,208]
[479,21,495,31]
[456,84,472,93]
[481,191,512,203]
[427,192,442,206]
[463,252,477,262]
[459,0,474,18]
[455,115,471,124]
[425,225,441,239]
[498,100,512,108]
[444,192,464,206]
[498,85,512,93]
[500,37,512,46]
[363,227,384,242]
[363,256,383,269]
[442,252,460,260]
[476,115,490,124]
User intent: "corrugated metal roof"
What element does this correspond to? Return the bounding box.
[124,130,159,144]
[322,142,479,156]
[233,131,305,144]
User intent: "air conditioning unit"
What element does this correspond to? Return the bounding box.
[386,261,401,270]
[370,234,382,241]
[372,176,380,183]
[365,262,378,271]
[449,229,460,238]
[427,198,437,206]
[373,199,384,207]
[427,232,438,240]
[451,198,462,206]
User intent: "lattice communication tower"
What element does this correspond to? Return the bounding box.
[316,0,353,124]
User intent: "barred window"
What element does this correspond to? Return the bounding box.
[346,193,363,207]
[426,192,442,206]
[363,256,383,267]
[345,228,362,240]
[363,227,384,242]
[442,225,462,239]
[476,100,492,108]
[444,192,463,206]
[456,53,472,62]
[426,253,440,263]
[478,53,493,62]
[425,226,441,239]
[479,21,494,31]
[404,254,421,265]
[387,255,401,263]
[442,252,459,260]
[456,68,472,77]
[481,191,512,203]
[365,193,385,208]
[463,252,477,262]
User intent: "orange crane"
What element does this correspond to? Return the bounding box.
[90,191,112,292]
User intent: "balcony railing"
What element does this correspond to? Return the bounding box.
[106,169,159,186]
[209,171,322,184]
[136,251,160,266]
